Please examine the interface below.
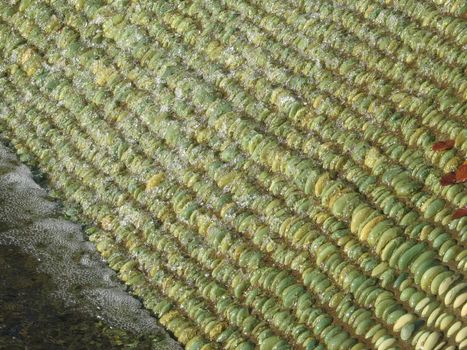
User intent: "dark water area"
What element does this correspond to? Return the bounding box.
[0,244,162,350]
[0,142,181,350]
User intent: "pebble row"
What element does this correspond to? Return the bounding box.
[0,0,465,349]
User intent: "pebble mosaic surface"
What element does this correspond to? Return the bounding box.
[0,0,466,349]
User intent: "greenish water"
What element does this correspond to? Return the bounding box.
[0,142,181,350]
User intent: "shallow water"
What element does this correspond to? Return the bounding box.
[0,142,181,349]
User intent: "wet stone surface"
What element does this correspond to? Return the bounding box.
[0,142,182,349]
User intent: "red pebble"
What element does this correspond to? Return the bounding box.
[453,207,467,219]
[432,140,455,151]
[440,172,456,186]
[455,163,467,183]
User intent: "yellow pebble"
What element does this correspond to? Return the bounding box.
[146,172,165,190]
